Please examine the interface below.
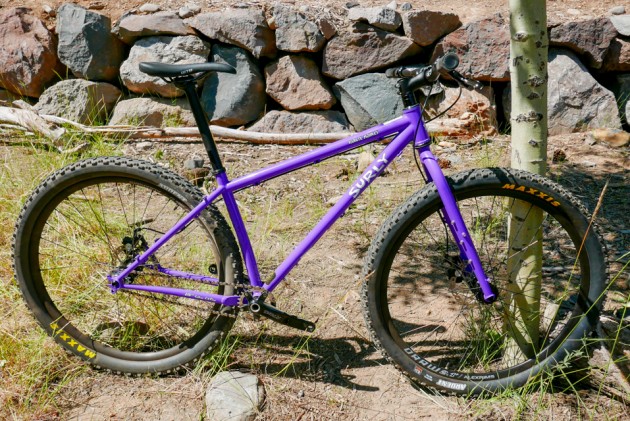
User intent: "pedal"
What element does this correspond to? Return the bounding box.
[249,301,315,332]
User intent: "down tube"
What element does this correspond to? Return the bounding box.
[264,125,417,292]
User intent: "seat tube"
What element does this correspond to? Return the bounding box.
[418,147,496,302]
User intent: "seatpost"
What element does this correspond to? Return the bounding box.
[180,81,225,174]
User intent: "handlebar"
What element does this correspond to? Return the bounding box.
[386,53,483,91]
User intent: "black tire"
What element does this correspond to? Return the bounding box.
[363,168,607,395]
[13,157,243,374]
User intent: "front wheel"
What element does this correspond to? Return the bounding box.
[363,168,607,395]
[13,157,243,374]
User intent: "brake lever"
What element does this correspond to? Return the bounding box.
[451,70,484,90]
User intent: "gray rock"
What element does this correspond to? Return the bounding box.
[35,79,121,125]
[201,44,265,126]
[265,55,335,111]
[503,49,621,135]
[206,372,264,421]
[402,10,461,46]
[549,18,618,69]
[611,74,630,124]
[109,97,195,127]
[0,8,64,98]
[272,4,325,53]
[346,2,360,8]
[322,23,421,80]
[178,7,194,19]
[57,4,124,81]
[609,6,626,15]
[248,110,352,133]
[610,14,630,36]
[432,13,510,82]
[602,37,630,71]
[187,9,276,59]
[348,6,402,32]
[333,73,403,131]
[401,3,412,11]
[139,3,160,13]
[114,11,194,44]
[386,1,397,10]
[120,36,210,98]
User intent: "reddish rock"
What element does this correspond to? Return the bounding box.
[114,11,195,44]
[265,56,335,111]
[322,23,421,80]
[402,10,462,47]
[602,37,630,72]
[549,18,618,69]
[0,8,64,98]
[432,13,510,82]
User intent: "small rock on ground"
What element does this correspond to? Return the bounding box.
[206,371,264,421]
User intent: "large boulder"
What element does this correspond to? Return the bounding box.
[109,97,195,127]
[333,73,403,131]
[201,45,265,127]
[602,38,630,72]
[57,4,124,81]
[347,6,402,32]
[271,4,325,53]
[432,13,510,82]
[265,55,335,111]
[402,10,462,46]
[503,49,621,135]
[248,110,352,133]
[119,36,211,98]
[322,23,421,80]
[113,11,194,44]
[0,8,64,98]
[549,18,617,69]
[34,79,121,125]
[187,9,276,59]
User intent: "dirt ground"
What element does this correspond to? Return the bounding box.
[1,0,629,420]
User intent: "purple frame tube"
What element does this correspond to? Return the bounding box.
[110,105,495,304]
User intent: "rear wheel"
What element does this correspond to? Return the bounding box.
[13,157,243,374]
[363,168,606,395]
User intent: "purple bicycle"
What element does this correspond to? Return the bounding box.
[13,53,607,395]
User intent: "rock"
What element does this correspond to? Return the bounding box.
[423,84,497,135]
[109,97,196,127]
[432,13,510,82]
[609,6,626,15]
[272,4,325,53]
[347,6,402,31]
[611,74,630,124]
[178,7,194,19]
[386,1,397,10]
[322,23,421,80]
[205,372,264,421]
[333,73,403,131]
[317,18,337,40]
[187,8,276,59]
[603,38,630,71]
[265,56,335,111]
[120,36,210,98]
[401,3,412,11]
[57,4,124,81]
[248,110,352,133]
[114,11,194,44]
[590,128,630,148]
[402,10,461,47]
[34,79,121,125]
[503,49,621,135]
[43,5,56,16]
[139,3,160,13]
[0,8,64,98]
[201,45,265,127]
[610,14,630,36]
[346,2,360,9]
[549,18,617,69]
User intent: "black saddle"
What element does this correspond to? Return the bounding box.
[138,62,236,78]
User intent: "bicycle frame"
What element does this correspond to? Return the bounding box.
[108,105,496,305]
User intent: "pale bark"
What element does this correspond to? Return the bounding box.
[505,0,548,362]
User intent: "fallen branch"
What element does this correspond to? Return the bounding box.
[0,107,65,142]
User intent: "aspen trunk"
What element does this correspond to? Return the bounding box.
[504,0,548,362]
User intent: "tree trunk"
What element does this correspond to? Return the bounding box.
[504,0,548,363]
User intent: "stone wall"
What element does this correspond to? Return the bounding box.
[1,2,629,137]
